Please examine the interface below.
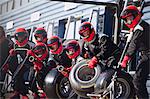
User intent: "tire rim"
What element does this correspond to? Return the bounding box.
[75,64,98,84]
[58,77,72,97]
[114,78,131,98]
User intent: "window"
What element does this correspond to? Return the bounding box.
[21,0,29,5]
[1,3,7,14]
[46,22,54,39]
[8,0,14,11]
[14,0,21,8]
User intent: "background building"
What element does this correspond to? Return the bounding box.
[0,0,150,97]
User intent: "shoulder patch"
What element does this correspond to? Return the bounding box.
[134,24,143,32]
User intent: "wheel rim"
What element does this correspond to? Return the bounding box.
[58,77,72,97]
[114,78,131,98]
[76,65,98,83]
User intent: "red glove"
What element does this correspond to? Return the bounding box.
[27,50,35,56]
[84,52,89,59]
[88,56,98,69]
[66,67,72,72]
[33,61,43,71]
[9,49,16,56]
[121,55,131,68]
[61,71,69,77]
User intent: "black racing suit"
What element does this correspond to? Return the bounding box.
[0,37,9,93]
[31,54,49,96]
[47,48,72,71]
[80,34,121,68]
[8,41,35,96]
[125,20,150,99]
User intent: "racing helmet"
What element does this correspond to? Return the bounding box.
[34,27,47,43]
[79,22,95,42]
[47,36,63,54]
[65,40,80,59]
[15,28,28,47]
[32,42,48,61]
[121,5,141,28]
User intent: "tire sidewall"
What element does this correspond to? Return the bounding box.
[69,59,102,94]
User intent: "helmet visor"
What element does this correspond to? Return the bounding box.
[123,15,134,25]
[15,32,27,43]
[66,48,75,56]
[79,29,90,38]
[33,45,45,57]
[35,35,43,42]
[48,44,58,51]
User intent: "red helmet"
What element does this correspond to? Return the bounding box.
[34,27,47,43]
[47,36,63,54]
[121,5,141,28]
[15,28,28,47]
[79,22,95,42]
[32,42,48,61]
[65,40,80,59]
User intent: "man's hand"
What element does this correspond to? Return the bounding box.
[121,55,131,68]
[9,49,16,56]
[61,71,69,77]
[66,67,72,72]
[33,61,43,72]
[88,56,98,69]
[27,50,35,56]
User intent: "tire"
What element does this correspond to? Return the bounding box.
[69,59,102,98]
[44,68,63,98]
[56,76,73,98]
[44,68,76,99]
[94,68,135,99]
[114,71,135,99]
[72,87,93,98]
[108,71,135,99]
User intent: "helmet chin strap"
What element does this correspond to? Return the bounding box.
[84,30,95,43]
[87,34,96,44]
[16,38,28,47]
[125,14,141,29]
[51,44,63,54]
[68,49,80,59]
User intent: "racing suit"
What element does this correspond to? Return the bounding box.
[31,54,49,98]
[48,48,72,68]
[8,41,35,97]
[47,48,72,77]
[80,34,121,68]
[0,37,9,94]
[125,20,150,99]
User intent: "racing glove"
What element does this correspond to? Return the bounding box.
[121,55,131,68]
[9,49,16,56]
[66,67,72,72]
[27,50,35,56]
[88,56,98,69]
[33,61,43,72]
[61,71,69,77]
